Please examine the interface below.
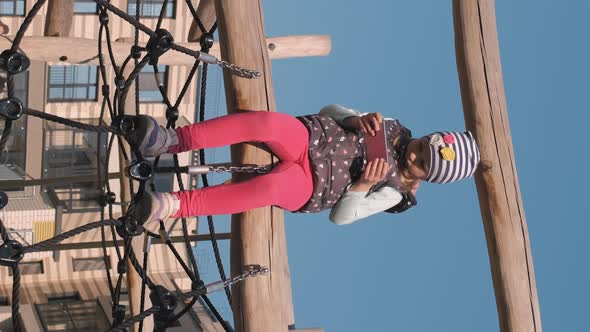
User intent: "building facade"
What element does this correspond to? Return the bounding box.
[0,0,225,330]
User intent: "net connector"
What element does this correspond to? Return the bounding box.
[126,160,153,181]
[0,191,7,210]
[165,106,178,123]
[0,50,30,75]
[150,285,178,329]
[200,33,214,51]
[0,240,24,267]
[131,45,143,59]
[114,75,125,91]
[0,97,23,121]
[102,84,110,97]
[112,304,126,326]
[99,191,116,207]
[115,215,144,238]
[111,115,136,135]
[99,10,109,26]
[146,29,174,65]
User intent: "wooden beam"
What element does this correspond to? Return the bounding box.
[44,0,73,37]
[0,35,331,65]
[214,1,294,331]
[29,232,231,252]
[187,0,216,42]
[0,172,121,189]
[453,1,542,331]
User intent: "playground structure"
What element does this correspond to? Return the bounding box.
[0,0,541,331]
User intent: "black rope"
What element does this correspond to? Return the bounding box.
[22,108,120,134]
[100,224,116,302]
[10,0,47,52]
[106,306,160,332]
[0,218,9,242]
[202,294,233,331]
[133,0,141,116]
[126,240,156,290]
[138,250,149,332]
[118,55,150,115]
[0,119,12,160]
[94,0,156,38]
[23,219,120,253]
[11,265,22,332]
[164,237,196,281]
[174,60,200,109]
[156,0,169,30]
[184,0,206,34]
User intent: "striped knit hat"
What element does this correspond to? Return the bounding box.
[423,131,480,184]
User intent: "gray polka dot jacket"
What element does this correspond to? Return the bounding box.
[293,112,412,214]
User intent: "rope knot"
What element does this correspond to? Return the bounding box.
[0,50,29,75]
[0,240,24,267]
[146,29,174,65]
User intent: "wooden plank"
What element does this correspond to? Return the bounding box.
[30,232,231,252]
[452,1,542,331]
[44,0,73,37]
[0,35,331,65]
[0,172,122,189]
[213,0,295,331]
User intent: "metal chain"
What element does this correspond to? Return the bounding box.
[216,59,262,79]
[208,164,272,175]
[224,264,270,287]
[179,265,269,301]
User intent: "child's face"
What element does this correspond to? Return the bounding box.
[405,138,430,180]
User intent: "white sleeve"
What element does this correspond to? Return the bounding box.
[328,185,403,225]
[319,104,394,127]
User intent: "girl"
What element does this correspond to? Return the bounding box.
[127,104,480,226]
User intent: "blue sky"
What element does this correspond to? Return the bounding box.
[197,1,589,331]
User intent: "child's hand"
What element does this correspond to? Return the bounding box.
[357,158,392,186]
[349,112,383,136]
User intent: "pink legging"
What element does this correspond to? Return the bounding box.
[166,111,313,217]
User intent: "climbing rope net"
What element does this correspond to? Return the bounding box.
[0,0,273,331]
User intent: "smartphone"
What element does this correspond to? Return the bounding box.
[364,125,391,164]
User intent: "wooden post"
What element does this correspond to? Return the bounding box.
[453,1,542,331]
[0,35,331,65]
[44,0,73,37]
[213,0,294,331]
[187,0,216,42]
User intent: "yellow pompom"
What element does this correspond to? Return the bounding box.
[440,147,456,161]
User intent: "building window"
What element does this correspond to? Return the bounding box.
[138,64,168,102]
[128,0,175,18]
[36,299,110,331]
[0,71,28,191]
[8,261,44,275]
[0,0,25,16]
[74,0,98,14]
[47,292,81,303]
[73,256,110,272]
[47,65,98,102]
[43,119,106,213]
